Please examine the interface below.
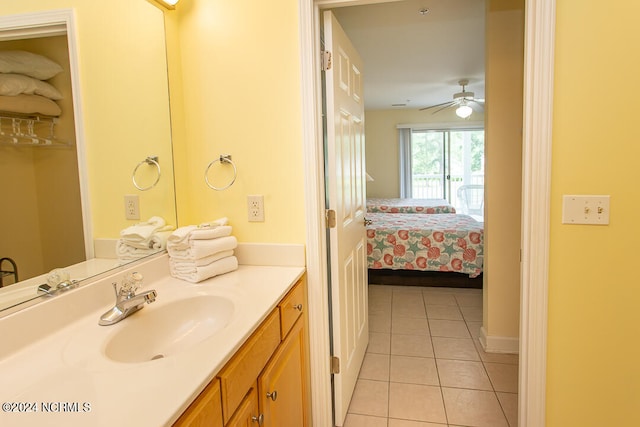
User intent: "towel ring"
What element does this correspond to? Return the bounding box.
[205,154,237,191]
[132,156,161,191]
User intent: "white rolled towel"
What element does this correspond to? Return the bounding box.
[167,226,233,250]
[120,216,167,242]
[168,236,237,261]
[116,240,158,260]
[124,229,174,250]
[170,256,238,283]
[169,250,235,272]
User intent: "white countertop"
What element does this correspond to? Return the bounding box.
[0,254,305,426]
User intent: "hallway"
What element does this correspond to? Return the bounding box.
[344,284,518,427]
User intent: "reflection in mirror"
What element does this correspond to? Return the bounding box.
[0,2,176,314]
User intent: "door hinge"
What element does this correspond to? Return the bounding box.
[322,50,332,71]
[326,209,337,228]
[330,356,340,374]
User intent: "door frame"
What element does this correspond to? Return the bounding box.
[298,1,556,426]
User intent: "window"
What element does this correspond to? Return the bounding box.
[400,127,484,219]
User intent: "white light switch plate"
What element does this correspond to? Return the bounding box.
[562,195,610,225]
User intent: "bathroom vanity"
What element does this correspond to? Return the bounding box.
[0,250,307,427]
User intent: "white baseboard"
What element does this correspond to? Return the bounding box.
[479,326,520,354]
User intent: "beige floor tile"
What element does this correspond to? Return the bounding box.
[370,298,392,317]
[442,388,509,427]
[496,392,518,427]
[466,321,482,339]
[426,304,464,320]
[455,293,483,307]
[432,337,480,361]
[369,284,394,297]
[392,286,425,295]
[422,292,457,306]
[436,359,492,390]
[343,413,388,427]
[389,383,447,424]
[347,379,389,418]
[392,316,430,335]
[390,355,439,386]
[459,305,483,322]
[391,334,434,357]
[368,332,391,354]
[429,319,470,338]
[369,313,391,333]
[484,362,519,393]
[388,419,448,427]
[474,340,519,365]
[359,353,390,381]
[392,299,427,318]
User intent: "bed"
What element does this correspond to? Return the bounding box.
[366,198,456,214]
[366,212,484,281]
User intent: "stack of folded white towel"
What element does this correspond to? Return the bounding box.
[167,217,238,283]
[117,216,175,262]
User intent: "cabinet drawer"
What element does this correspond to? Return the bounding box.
[279,279,305,340]
[218,308,280,424]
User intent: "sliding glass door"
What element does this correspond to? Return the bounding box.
[410,128,485,218]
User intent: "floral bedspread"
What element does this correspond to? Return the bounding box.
[366,213,483,278]
[366,198,456,214]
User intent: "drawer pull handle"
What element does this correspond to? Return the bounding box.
[251,414,264,425]
[293,303,303,311]
[266,390,278,401]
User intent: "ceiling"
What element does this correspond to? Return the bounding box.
[330,0,485,111]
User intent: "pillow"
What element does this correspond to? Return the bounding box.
[0,74,63,100]
[0,50,63,80]
[0,94,62,116]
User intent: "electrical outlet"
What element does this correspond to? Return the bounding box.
[247,195,265,222]
[124,195,140,220]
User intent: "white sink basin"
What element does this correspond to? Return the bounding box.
[104,295,234,363]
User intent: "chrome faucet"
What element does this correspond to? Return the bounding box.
[99,272,157,326]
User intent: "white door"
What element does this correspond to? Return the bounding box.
[323,10,369,427]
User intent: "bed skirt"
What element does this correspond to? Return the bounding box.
[368,269,483,289]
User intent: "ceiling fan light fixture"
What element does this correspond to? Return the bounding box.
[456,104,473,119]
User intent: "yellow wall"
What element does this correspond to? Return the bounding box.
[1,0,176,241]
[167,0,306,243]
[364,108,483,198]
[484,1,523,340]
[547,1,640,425]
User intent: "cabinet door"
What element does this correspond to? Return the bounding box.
[226,387,262,427]
[173,378,223,427]
[258,318,307,427]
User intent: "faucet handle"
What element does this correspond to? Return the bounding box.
[120,272,144,295]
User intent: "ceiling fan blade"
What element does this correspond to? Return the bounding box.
[470,102,484,111]
[419,100,457,111]
[432,102,459,115]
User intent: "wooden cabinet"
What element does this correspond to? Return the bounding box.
[173,378,223,427]
[174,277,307,427]
[218,309,281,424]
[226,388,261,427]
[258,318,306,427]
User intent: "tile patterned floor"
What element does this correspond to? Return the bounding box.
[344,285,518,427]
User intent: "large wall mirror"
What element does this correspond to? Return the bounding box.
[0,2,176,314]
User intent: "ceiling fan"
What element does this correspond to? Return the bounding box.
[420,79,485,118]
